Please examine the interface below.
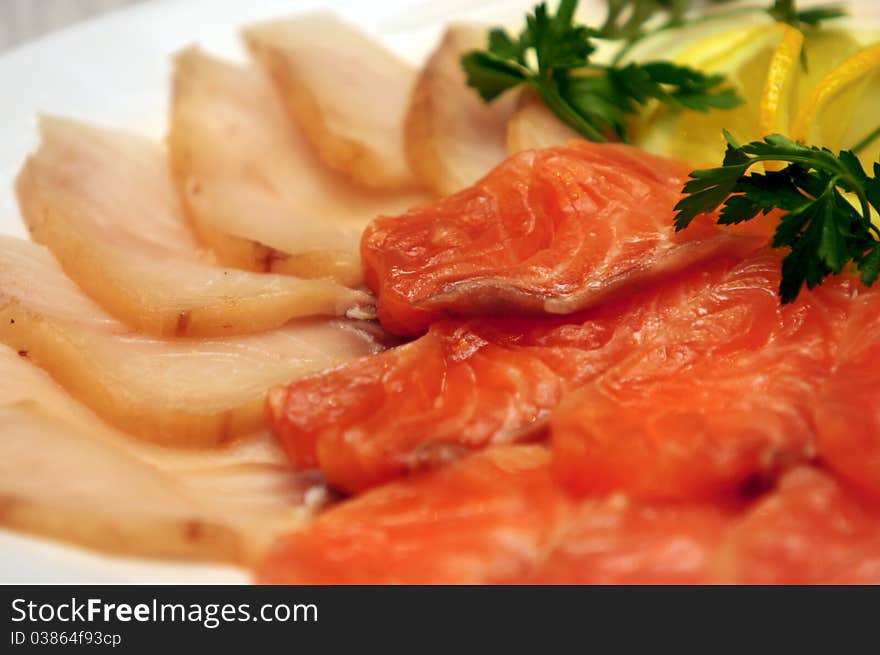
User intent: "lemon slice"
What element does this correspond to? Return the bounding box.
[675,24,776,69]
[791,42,880,163]
[758,25,804,136]
[626,24,759,145]
[635,24,800,165]
[635,25,861,167]
[795,29,868,108]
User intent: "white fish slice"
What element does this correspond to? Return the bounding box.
[16,116,372,337]
[0,343,328,564]
[168,48,427,288]
[507,90,581,153]
[404,24,519,196]
[0,236,384,446]
[244,13,422,191]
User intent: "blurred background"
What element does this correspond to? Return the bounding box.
[0,0,146,51]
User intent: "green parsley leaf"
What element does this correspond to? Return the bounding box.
[595,1,743,42]
[460,0,741,143]
[768,0,847,29]
[460,52,527,101]
[628,62,743,111]
[674,131,880,303]
[487,28,525,63]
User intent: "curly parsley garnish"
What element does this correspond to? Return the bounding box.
[461,0,846,142]
[674,131,880,303]
[461,0,742,142]
[768,0,847,30]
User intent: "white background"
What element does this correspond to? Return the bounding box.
[0,0,147,51]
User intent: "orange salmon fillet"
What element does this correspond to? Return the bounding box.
[515,498,734,584]
[258,447,879,584]
[712,468,880,583]
[268,249,858,496]
[268,255,762,492]
[362,141,759,336]
[552,251,856,501]
[256,446,571,584]
[815,288,880,501]
[266,313,622,492]
[261,142,880,584]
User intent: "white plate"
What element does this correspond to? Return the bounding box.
[0,0,553,585]
[0,0,876,583]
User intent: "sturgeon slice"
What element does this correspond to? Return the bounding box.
[507,90,580,153]
[244,13,420,190]
[16,117,370,336]
[169,49,427,287]
[0,343,328,563]
[404,24,518,196]
[0,237,383,446]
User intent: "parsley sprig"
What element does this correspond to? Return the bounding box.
[461,0,742,142]
[461,1,846,142]
[674,131,880,303]
[768,0,847,30]
[598,1,697,40]
[602,1,739,64]
[608,1,845,65]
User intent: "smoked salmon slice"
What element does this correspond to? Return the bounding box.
[516,498,733,584]
[257,443,728,584]
[256,445,572,584]
[266,312,630,493]
[711,468,880,584]
[361,141,758,336]
[17,117,370,336]
[552,251,856,501]
[257,445,880,583]
[269,252,800,493]
[815,288,880,500]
